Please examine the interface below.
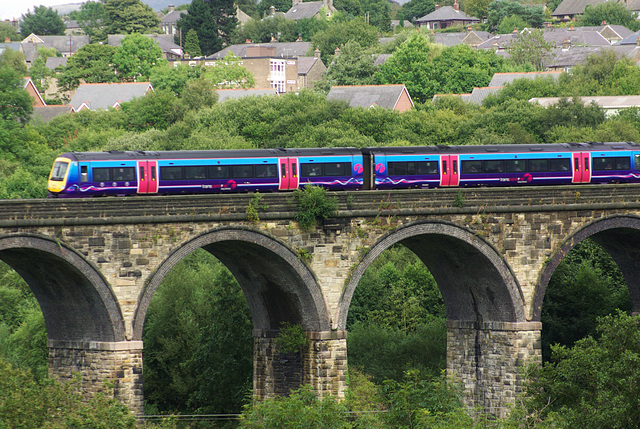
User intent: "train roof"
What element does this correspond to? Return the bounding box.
[362,142,640,155]
[57,147,362,161]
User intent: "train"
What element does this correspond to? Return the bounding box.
[47,142,640,197]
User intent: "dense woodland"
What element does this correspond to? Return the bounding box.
[2,0,640,426]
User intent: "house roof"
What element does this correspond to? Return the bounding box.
[23,78,46,107]
[285,1,325,20]
[327,84,414,111]
[31,105,74,123]
[297,56,320,75]
[161,9,187,24]
[553,0,640,16]
[107,34,183,57]
[432,86,501,105]
[374,53,391,66]
[416,6,479,23]
[216,88,277,102]
[21,34,90,57]
[489,71,563,87]
[69,82,153,111]
[530,95,640,108]
[620,30,640,45]
[543,26,613,47]
[208,42,313,59]
[476,32,519,50]
[45,56,67,71]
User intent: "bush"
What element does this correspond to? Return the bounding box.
[293,185,338,231]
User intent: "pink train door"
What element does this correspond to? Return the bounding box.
[279,158,299,190]
[137,161,158,194]
[572,152,591,183]
[440,155,460,187]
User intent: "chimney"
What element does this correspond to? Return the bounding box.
[601,21,607,26]
[168,4,175,12]
[636,36,640,46]
[271,35,277,42]
[453,0,459,10]
[562,39,570,49]
[314,48,321,59]
[334,47,341,56]
[467,26,472,32]
[245,38,252,43]
[297,36,303,42]
[435,3,439,10]
[270,5,275,15]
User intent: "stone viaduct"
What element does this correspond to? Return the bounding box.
[2,184,640,417]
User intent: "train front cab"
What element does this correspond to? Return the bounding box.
[48,156,73,195]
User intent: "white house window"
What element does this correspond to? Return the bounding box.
[270,59,286,93]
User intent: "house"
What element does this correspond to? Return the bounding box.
[160,5,188,35]
[530,96,640,116]
[107,34,183,60]
[433,29,491,47]
[21,34,90,63]
[284,0,337,21]
[23,78,46,107]
[327,84,414,112]
[216,88,277,102]
[488,71,563,87]
[31,105,74,123]
[69,82,154,111]
[391,20,414,31]
[415,1,480,30]
[542,25,633,47]
[63,19,84,36]
[200,42,326,93]
[552,0,640,21]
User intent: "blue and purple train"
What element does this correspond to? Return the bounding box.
[47,142,640,197]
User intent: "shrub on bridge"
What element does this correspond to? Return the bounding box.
[292,185,337,231]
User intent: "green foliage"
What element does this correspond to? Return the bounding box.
[523,311,640,428]
[19,5,66,36]
[150,63,205,96]
[315,40,378,92]
[183,29,202,58]
[541,239,631,361]
[180,77,219,112]
[71,0,107,42]
[0,21,19,41]
[0,49,28,76]
[275,322,310,354]
[506,29,555,71]
[400,0,435,24]
[293,185,338,230]
[486,0,545,31]
[112,33,167,82]
[0,358,136,428]
[578,1,640,31]
[311,18,380,65]
[231,15,297,44]
[58,43,118,92]
[118,90,181,131]
[247,191,268,223]
[204,52,256,89]
[103,0,161,35]
[143,249,253,415]
[0,67,33,124]
[498,14,528,34]
[178,0,237,56]
[29,46,58,93]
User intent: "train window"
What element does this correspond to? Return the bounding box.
[255,164,277,178]
[549,159,570,172]
[209,165,229,179]
[113,167,135,181]
[50,161,69,181]
[416,161,439,175]
[161,166,183,180]
[93,168,110,182]
[388,162,407,176]
[301,163,322,177]
[529,159,549,172]
[325,162,350,176]
[505,160,525,173]
[185,166,207,179]
[80,165,89,183]
[461,161,482,174]
[485,160,504,174]
[232,165,253,178]
[614,157,630,170]
[635,155,640,170]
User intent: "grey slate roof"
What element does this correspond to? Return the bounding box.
[45,56,67,71]
[216,88,277,102]
[620,30,640,45]
[69,82,153,111]
[208,42,313,59]
[327,85,412,110]
[530,95,640,109]
[21,35,90,57]
[31,105,74,123]
[476,32,519,50]
[543,26,611,47]
[433,33,467,46]
[107,34,183,57]
[416,6,479,23]
[161,9,187,24]
[465,87,502,105]
[553,0,640,16]
[285,1,325,20]
[488,71,563,87]
[297,56,319,75]
[374,54,391,66]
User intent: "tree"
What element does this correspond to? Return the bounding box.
[361,0,392,31]
[256,0,292,17]
[177,0,221,56]
[111,33,166,82]
[498,14,528,34]
[0,21,19,41]
[57,43,118,92]
[183,29,202,58]
[230,15,297,45]
[0,67,34,124]
[203,52,255,88]
[578,1,640,31]
[70,0,106,43]
[149,63,205,96]
[0,49,28,76]
[486,0,544,31]
[19,6,65,36]
[400,0,435,23]
[315,40,378,92]
[103,0,160,35]
[464,0,491,22]
[507,29,555,71]
[311,17,380,65]
[29,46,58,93]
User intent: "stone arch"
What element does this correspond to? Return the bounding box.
[0,234,125,342]
[336,221,526,330]
[535,215,640,321]
[132,227,330,340]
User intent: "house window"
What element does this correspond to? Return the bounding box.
[270,59,286,93]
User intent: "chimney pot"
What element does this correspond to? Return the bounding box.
[435,3,439,9]
[453,0,459,10]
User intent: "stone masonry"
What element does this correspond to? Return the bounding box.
[2,185,640,416]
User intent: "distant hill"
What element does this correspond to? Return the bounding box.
[51,0,191,15]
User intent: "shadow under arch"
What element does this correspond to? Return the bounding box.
[132,227,330,341]
[336,221,526,330]
[535,215,640,321]
[0,234,125,342]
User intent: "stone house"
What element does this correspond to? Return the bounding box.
[21,33,90,64]
[415,1,480,30]
[160,5,188,36]
[107,34,183,60]
[284,0,338,20]
[68,82,154,111]
[552,0,640,21]
[327,84,414,112]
